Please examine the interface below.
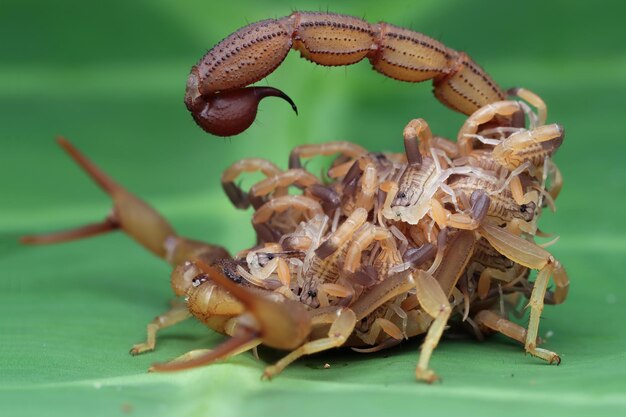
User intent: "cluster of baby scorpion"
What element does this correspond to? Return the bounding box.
[210,88,568,381]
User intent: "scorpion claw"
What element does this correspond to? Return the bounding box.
[186,86,297,137]
[195,260,312,350]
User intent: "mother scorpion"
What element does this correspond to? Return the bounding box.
[23,11,568,383]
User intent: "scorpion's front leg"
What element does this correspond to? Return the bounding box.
[187,12,506,137]
[130,301,191,355]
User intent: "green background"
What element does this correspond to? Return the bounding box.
[2,0,625,416]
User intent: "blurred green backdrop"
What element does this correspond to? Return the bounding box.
[1,0,625,416]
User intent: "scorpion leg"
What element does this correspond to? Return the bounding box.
[262,307,357,379]
[473,309,537,346]
[327,160,357,179]
[316,283,354,307]
[477,264,526,300]
[413,270,452,383]
[355,318,404,346]
[222,158,283,209]
[346,269,457,383]
[545,160,563,202]
[457,101,523,156]
[250,169,320,198]
[478,223,569,363]
[430,189,490,232]
[509,175,539,206]
[508,87,547,127]
[288,141,367,170]
[429,136,460,159]
[21,138,230,266]
[432,229,476,297]
[253,195,323,221]
[306,184,341,214]
[315,207,368,259]
[343,224,397,274]
[353,160,378,212]
[130,302,192,355]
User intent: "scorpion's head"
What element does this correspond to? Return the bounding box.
[170,259,244,297]
[517,201,537,223]
[385,186,431,226]
[299,281,320,309]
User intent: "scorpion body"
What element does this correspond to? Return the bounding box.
[23,11,569,383]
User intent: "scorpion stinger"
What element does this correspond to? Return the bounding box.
[185,85,298,137]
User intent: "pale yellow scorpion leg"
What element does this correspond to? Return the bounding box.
[474,310,532,346]
[414,270,452,383]
[250,169,321,197]
[315,207,368,259]
[413,231,476,382]
[288,141,367,170]
[130,303,192,355]
[221,158,283,209]
[457,101,523,156]
[508,87,547,127]
[356,318,404,346]
[479,223,569,363]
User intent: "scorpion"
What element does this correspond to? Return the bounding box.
[22,11,568,383]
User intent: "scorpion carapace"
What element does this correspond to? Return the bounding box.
[185,11,506,137]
